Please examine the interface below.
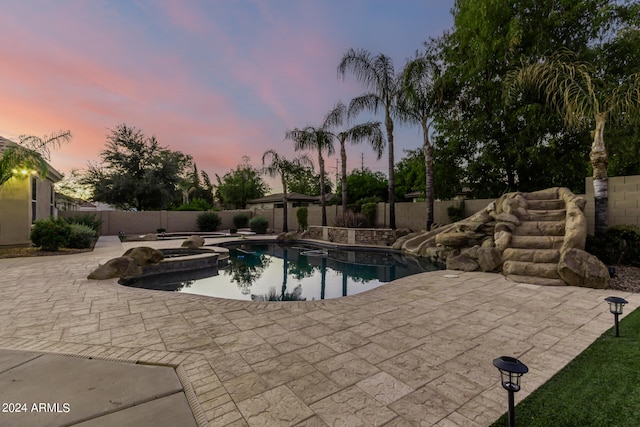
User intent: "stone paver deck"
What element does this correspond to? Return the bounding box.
[0,236,637,426]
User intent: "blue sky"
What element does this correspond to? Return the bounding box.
[0,0,455,191]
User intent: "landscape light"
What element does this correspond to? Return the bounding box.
[605,296,628,337]
[493,356,528,427]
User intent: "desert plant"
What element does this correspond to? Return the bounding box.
[333,212,368,228]
[196,212,221,232]
[68,223,96,249]
[361,203,377,227]
[447,201,465,223]
[233,213,249,229]
[296,207,308,231]
[249,216,269,234]
[64,213,102,232]
[30,217,71,251]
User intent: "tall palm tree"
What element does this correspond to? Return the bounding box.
[322,101,384,215]
[505,49,640,234]
[338,48,401,228]
[0,130,72,188]
[401,52,447,230]
[262,149,313,232]
[285,127,334,226]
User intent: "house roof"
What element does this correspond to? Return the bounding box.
[0,135,63,182]
[247,192,319,204]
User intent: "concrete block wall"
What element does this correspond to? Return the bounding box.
[585,175,640,234]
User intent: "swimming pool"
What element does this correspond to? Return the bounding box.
[121,242,442,301]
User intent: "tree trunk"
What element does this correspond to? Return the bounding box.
[340,138,348,215]
[386,112,396,229]
[318,150,327,226]
[422,120,434,230]
[281,175,288,232]
[590,112,608,235]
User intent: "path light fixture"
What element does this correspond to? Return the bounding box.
[493,356,528,427]
[605,296,628,337]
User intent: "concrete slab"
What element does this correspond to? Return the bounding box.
[0,353,184,426]
[0,349,40,373]
[73,392,198,427]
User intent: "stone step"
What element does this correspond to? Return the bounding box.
[512,221,565,236]
[527,210,566,221]
[505,274,567,286]
[526,199,565,210]
[502,261,560,279]
[522,189,560,200]
[509,235,564,249]
[502,248,561,263]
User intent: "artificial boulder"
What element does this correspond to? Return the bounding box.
[123,246,164,266]
[435,232,469,247]
[477,247,502,272]
[277,231,300,241]
[87,257,142,280]
[446,255,479,272]
[557,248,609,289]
[181,235,205,248]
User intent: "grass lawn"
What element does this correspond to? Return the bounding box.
[491,306,640,427]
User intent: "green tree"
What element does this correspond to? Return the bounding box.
[338,48,401,228]
[337,168,388,206]
[435,0,615,198]
[287,167,332,196]
[0,130,72,188]
[322,101,384,215]
[84,124,192,210]
[216,158,268,209]
[262,150,313,232]
[505,48,640,234]
[285,127,334,226]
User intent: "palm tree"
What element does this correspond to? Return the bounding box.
[322,101,384,216]
[262,150,313,232]
[400,52,447,230]
[0,130,72,188]
[505,49,640,234]
[338,48,401,228]
[285,127,334,226]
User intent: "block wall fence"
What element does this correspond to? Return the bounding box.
[60,176,640,236]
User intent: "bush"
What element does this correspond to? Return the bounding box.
[68,223,96,249]
[361,203,377,227]
[233,213,249,229]
[174,198,212,211]
[447,201,465,223]
[64,213,102,232]
[30,218,71,251]
[296,207,308,231]
[196,212,221,231]
[249,216,269,234]
[333,212,368,228]
[586,225,640,267]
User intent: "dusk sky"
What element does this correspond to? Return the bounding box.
[1,1,454,192]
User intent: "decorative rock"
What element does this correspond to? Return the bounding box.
[494,213,521,225]
[557,248,609,289]
[446,255,479,272]
[477,247,502,272]
[181,235,205,248]
[140,233,158,241]
[461,245,480,259]
[122,246,164,266]
[494,230,512,251]
[87,256,142,280]
[277,231,300,241]
[495,222,516,233]
[435,232,468,247]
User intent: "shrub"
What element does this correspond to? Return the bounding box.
[64,213,102,232]
[68,223,96,249]
[30,218,71,251]
[333,212,368,228]
[361,203,377,227]
[249,216,269,234]
[447,201,465,223]
[586,225,640,267]
[296,207,308,231]
[156,228,166,233]
[196,212,221,231]
[174,198,212,211]
[233,213,249,229]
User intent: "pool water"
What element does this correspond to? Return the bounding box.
[124,243,442,301]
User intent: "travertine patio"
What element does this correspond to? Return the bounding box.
[0,236,637,426]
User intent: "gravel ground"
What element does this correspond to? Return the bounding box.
[608,266,640,293]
